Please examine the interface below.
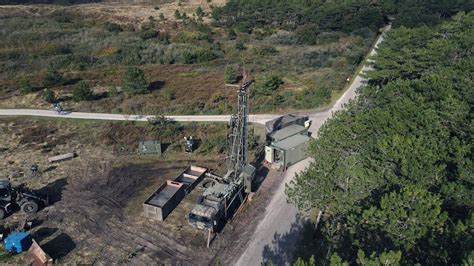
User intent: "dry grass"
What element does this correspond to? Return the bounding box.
[0,0,226,26]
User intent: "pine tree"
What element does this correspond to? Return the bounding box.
[122,67,148,95]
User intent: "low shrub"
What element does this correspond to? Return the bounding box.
[72,81,94,101]
[104,22,123,33]
[43,67,64,87]
[200,135,226,154]
[19,78,35,93]
[254,73,283,96]
[253,45,278,56]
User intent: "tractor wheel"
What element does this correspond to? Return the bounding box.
[21,201,39,214]
[0,209,5,220]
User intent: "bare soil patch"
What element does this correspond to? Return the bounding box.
[0,116,277,264]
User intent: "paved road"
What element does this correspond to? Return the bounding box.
[0,108,281,125]
[235,24,391,266]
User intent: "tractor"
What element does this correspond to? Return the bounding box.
[0,179,48,219]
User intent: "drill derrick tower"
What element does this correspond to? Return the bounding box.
[188,73,256,237]
[226,79,254,182]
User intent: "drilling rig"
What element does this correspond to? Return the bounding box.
[188,78,256,233]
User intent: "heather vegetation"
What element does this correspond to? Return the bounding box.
[1,0,472,115]
[287,11,474,265]
[0,1,380,114]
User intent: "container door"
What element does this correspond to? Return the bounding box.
[265,146,274,163]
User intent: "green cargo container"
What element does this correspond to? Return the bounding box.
[265,134,311,169]
[139,140,162,155]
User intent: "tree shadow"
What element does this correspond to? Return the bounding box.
[43,165,57,173]
[252,147,268,192]
[63,78,81,86]
[57,95,72,102]
[41,233,76,260]
[253,166,269,192]
[161,143,170,153]
[32,227,58,243]
[93,91,109,101]
[37,178,67,205]
[261,214,309,265]
[148,80,166,92]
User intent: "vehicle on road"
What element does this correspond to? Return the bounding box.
[52,103,64,115]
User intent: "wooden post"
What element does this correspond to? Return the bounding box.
[207,229,212,248]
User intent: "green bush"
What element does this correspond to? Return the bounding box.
[253,45,278,56]
[122,67,149,95]
[140,30,159,40]
[254,73,283,96]
[224,65,239,84]
[43,67,64,87]
[196,6,205,17]
[295,24,320,45]
[44,89,56,103]
[196,47,218,62]
[174,10,181,19]
[19,78,35,93]
[72,81,94,102]
[179,46,218,64]
[140,17,159,40]
[0,244,12,262]
[235,40,247,51]
[104,22,122,33]
[174,31,212,44]
[313,86,332,104]
[227,28,237,40]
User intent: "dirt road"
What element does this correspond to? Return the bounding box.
[0,25,390,127]
[235,24,391,266]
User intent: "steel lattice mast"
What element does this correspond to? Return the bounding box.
[227,79,254,182]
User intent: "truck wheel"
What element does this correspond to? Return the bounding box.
[21,201,39,214]
[0,209,4,219]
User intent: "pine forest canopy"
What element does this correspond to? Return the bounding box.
[286,11,474,265]
[212,0,474,35]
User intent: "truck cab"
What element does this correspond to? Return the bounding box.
[188,182,234,231]
[188,165,256,232]
[188,203,219,231]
